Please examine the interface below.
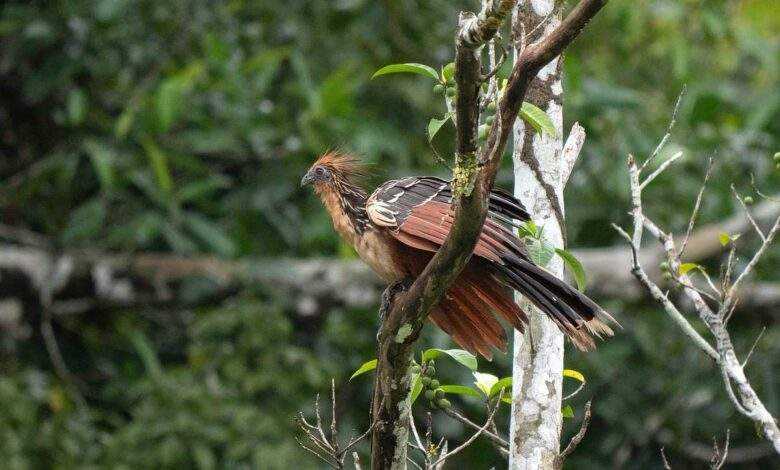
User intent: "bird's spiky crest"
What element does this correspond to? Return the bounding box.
[313,150,369,182]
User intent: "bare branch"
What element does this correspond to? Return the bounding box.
[613,223,718,360]
[371,2,607,466]
[430,391,504,468]
[640,86,685,173]
[640,151,683,190]
[679,155,714,257]
[660,447,672,470]
[732,185,766,242]
[562,379,586,402]
[618,115,780,454]
[558,401,593,463]
[560,122,587,185]
[710,430,730,470]
[443,407,509,452]
[457,0,516,48]
[296,437,339,469]
[297,385,376,469]
[723,215,780,313]
[741,326,766,369]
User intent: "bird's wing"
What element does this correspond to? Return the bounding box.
[367,176,617,353]
[366,176,531,264]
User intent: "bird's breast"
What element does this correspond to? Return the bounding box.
[354,230,409,283]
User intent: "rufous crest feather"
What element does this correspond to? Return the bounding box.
[312,150,369,181]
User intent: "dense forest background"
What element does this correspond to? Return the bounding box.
[1,0,778,468]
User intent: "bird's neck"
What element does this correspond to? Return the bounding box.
[316,180,370,242]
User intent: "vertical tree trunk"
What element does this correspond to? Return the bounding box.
[509,1,566,468]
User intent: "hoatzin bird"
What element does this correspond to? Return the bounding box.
[302,151,616,358]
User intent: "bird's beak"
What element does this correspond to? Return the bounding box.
[300,171,315,187]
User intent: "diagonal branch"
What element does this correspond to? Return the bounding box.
[616,126,780,454]
[371,3,608,467]
[429,391,504,468]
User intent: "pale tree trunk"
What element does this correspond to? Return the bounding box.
[509,1,574,467]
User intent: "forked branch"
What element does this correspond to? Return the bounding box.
[371,3,607,467]
[613,111,780,454]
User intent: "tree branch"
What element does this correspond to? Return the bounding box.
[370,3,607,467]
[615,132,780,454]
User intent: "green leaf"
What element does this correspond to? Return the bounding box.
[349,359,377,380]
[178,176,231,202]
[161,223,198,253]
[440,385,482,399]
[555,248,587,291]
[718,232,740,246]
[115,104,136,139]
[422,348,478,371]
[561,405,574,419]
[427,113,452,142]
[183,212,236,257]
[526,236,555,267]
[129,330,162,378]
[61,198,106,243]
[563,369,585,383]
[67,88,87,125]
[517,220,539,238]
[139,136,173,194]
[678,262,701,275]
[372,63,439,81]
[410,374,423,403]
[489,377,513,398]
[83,139,115,191]
[473,372,499,396]
[156,79,183,132]
[155,63,204,132]
[520,102,556,136]
[192,444,216,470]
[441,62,455,82]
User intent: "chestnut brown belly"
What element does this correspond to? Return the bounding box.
[354,230,420,283]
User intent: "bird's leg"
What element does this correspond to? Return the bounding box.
[378,278,414,323]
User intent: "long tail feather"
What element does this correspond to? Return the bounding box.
[495,254,617,351]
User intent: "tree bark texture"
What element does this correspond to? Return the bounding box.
[509,1,567,468]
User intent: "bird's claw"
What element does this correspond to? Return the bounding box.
[378,278,414,327]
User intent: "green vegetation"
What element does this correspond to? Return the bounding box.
[1,0,777,468]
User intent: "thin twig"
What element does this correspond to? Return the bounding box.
[741,327,766,369]
[443,408,509,450]
[723,215,780,313]
[670,277,721,304]
[640,151,683,190]
[613,224,718,359]
[731,185,766,242]
[679,155,714,257]
[558,401,593,462]
[660,447,673,469]
[296,437,339,469]
[429,390,504,467]
[562,380,586,401]
[640,86,685,173]
[410,412,426,452]
[710,430,730,470]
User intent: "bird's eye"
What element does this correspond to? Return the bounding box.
[315,167,325,175]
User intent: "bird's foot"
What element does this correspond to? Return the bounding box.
[378,278,414,323]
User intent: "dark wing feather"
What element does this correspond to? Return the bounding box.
[366,176,617,354]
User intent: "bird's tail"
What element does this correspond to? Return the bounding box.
[494,254,617,351]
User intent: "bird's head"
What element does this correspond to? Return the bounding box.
[301,151,367,189]
[300,163,334,187]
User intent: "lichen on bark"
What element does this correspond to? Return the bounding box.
[451,152,479,197]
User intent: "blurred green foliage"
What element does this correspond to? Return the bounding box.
[0,0,778,468]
